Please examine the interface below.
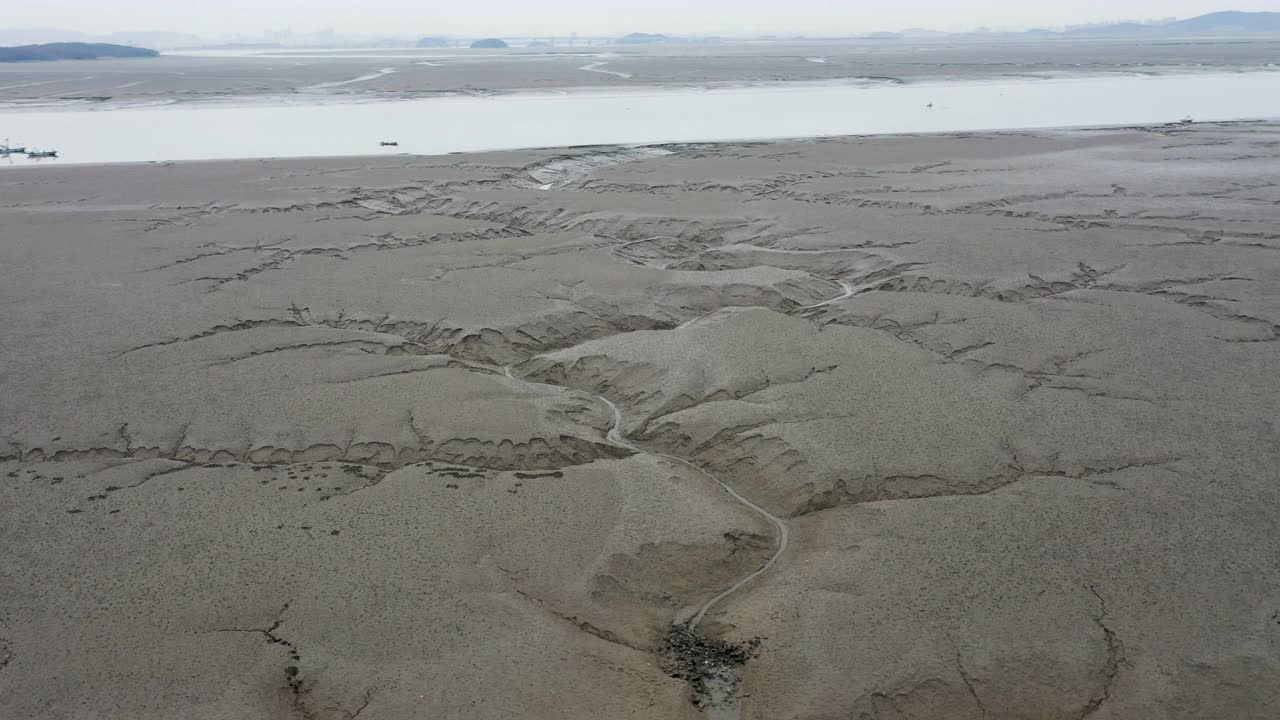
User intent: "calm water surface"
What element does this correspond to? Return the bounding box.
[1,72,1277,166]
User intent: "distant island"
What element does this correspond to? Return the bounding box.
[0,42,158,62]
[416,37,451,49]
[617,33,670,44]
[470,38,509,49]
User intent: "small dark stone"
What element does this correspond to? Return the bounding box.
[661,623,762,709]
[330,530,340,536]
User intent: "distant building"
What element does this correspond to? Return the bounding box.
[470,38,509,49]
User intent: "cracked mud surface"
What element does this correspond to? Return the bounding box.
[3,122,1280,718]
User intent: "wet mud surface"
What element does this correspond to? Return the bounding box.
[2,120,1280,718]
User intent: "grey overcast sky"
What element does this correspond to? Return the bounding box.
[7,1,1280,36]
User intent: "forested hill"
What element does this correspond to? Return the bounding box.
[0,42,158,62]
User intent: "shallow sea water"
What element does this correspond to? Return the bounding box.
[1,71,1277,166]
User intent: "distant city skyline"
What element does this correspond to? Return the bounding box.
[3,1,1278,39]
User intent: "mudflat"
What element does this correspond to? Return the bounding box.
[1,122,1279,719]
[1,38,1278,108]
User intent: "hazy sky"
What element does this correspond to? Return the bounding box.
[8,0,1279,37]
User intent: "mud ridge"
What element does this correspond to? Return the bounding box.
[502,361,792,713]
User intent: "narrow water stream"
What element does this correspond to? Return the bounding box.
[500,275,853,713]
[504,363,779,717]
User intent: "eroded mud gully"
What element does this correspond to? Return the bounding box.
[504,359,792,714]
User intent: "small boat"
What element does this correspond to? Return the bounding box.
[27,149,58,159]
[1179,116,1194,125]
[380,141,399,147]
[1,139,27,154]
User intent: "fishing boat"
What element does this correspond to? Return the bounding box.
[27,149,58,159]
[1,139,27,154]
[380,141,399,147]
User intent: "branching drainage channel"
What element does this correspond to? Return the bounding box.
[503,365,789,717]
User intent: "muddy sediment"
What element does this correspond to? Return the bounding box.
[2,120,1279,718]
